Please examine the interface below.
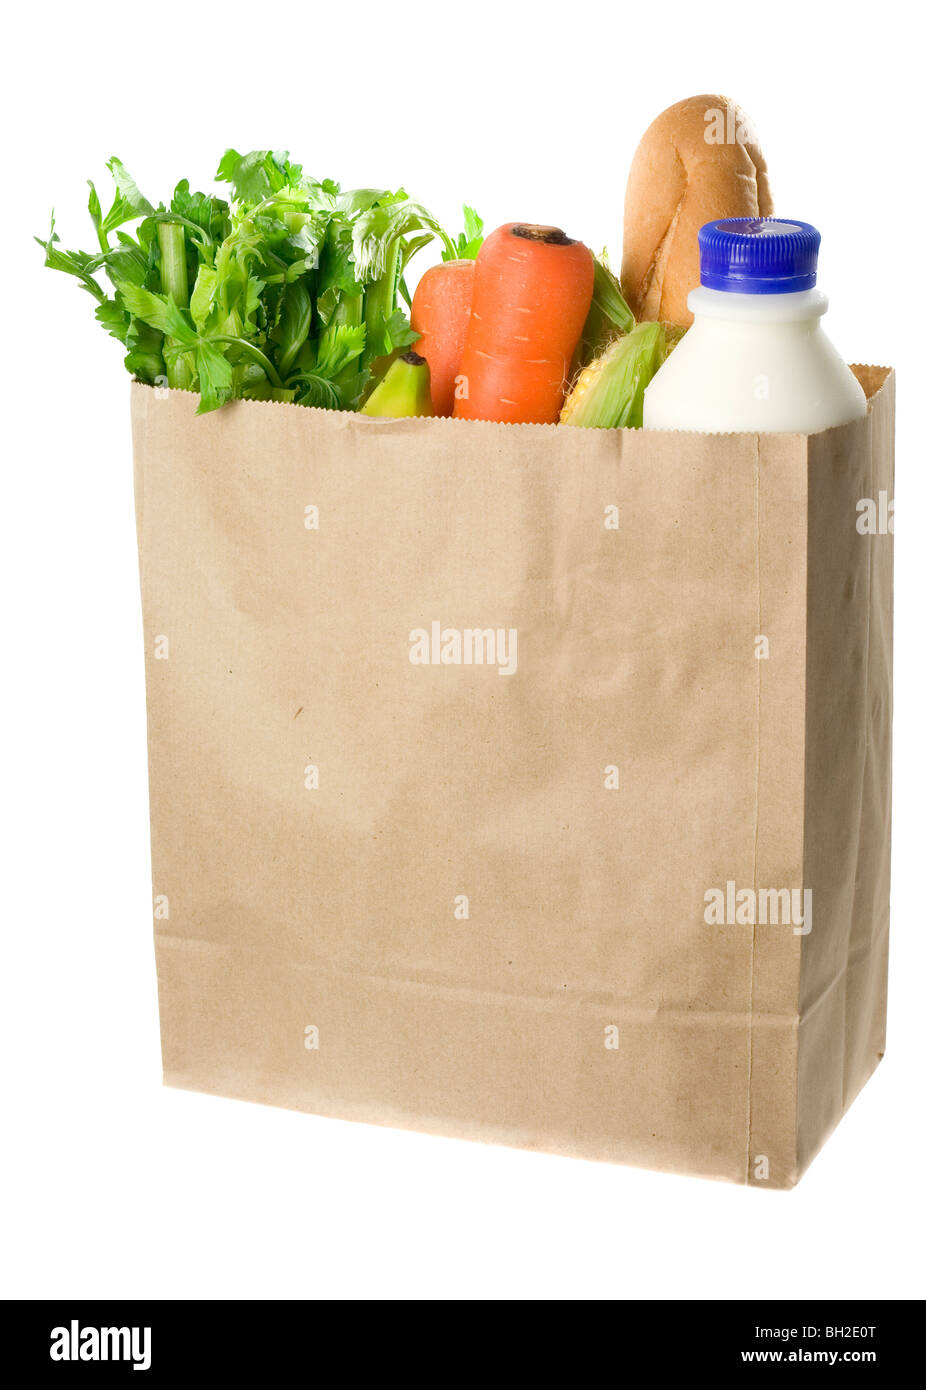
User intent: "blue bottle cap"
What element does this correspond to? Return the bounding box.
[699,218,821,294]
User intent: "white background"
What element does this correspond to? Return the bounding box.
[2,0,922,1301]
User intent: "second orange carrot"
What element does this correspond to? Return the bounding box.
[453,223,595,425]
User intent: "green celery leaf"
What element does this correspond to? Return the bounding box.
[314,285,340,326]
[402,234,433,270]
[317,219,362,298]
[273,151,303,187]
[291,373,342,410]
[343,365,371,411]
[274,280,313,378]
[215,148,243,184]
[315,323,366,380]
[263,256,317,286]
[116,282,198,347]
[124,317,164,384]
[195,340,234,413]
[463,205,484,245]
[351,200,453,282]
[87,182,103,239]
[95,297,130,342]
[285,213,325,264]
[36,215,107,299]
[374,188,409,207]
[189,266,218,330]
[383,308,418,353]
[335,188,389,216]
[365,305,419,365]
[446,205,484,261]
[103,234,148,288]
[215,149,318,204]
[100,158,154,235]
[243,276,264,330]
[107,158,154,213]
[216,149,279,201]
[170,179,229,244]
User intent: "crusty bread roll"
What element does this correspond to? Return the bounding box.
[621,95,773,327]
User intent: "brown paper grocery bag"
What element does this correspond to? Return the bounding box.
[131,365,893,1188]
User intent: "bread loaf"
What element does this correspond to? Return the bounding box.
[621,95,773,327]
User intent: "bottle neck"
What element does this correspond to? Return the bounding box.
[687,285,828,325]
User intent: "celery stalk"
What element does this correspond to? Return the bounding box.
[157,221,194,390]
[331,293,365,399]
[363,237,401,362]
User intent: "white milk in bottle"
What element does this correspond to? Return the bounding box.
[642,219,868,433]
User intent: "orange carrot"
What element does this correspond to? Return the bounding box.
[453,223,595,425]
[410,259,475,416]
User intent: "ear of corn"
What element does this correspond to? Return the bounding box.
[560,321,670,429]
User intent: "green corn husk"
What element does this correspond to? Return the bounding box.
[577,255,636,367]
[561,321,669,429]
